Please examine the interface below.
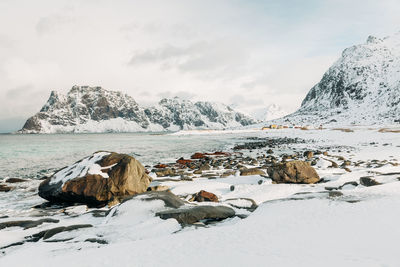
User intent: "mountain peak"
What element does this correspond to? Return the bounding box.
[275,32,400,126]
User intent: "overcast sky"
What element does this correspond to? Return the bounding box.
[1,0,400,132]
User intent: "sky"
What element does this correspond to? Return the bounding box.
[1,0,400,132]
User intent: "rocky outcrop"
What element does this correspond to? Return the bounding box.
[19,86,256,133]
[267,161,320,184]
[38,152,152,206]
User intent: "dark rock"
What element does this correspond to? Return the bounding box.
[0,184,12,192]
[339,181,358,189]
[0,218,59,230]
[230,185,235,191]
[328,191,343,198]
[85,238,108,244]
[5,178,28,183]
[360,177,381,186]
[122,191,185,209]
[267,161,320,184]
[156,206,235,224]
[27,224,93,242]
[224,198,258,212]
[147,185,170,192]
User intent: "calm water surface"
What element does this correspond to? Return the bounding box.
[0,133,249,179]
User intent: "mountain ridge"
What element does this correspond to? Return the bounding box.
[19,85,256,133]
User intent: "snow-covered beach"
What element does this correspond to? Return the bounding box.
[1,128,399,266]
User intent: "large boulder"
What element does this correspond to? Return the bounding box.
[267,161,320,184]
[38,152,152,205]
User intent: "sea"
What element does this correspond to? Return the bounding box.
[0,132,252,181]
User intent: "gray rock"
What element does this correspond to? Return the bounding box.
[0,218,59,230]
[156,205,235,224]
[359,177,381,186]
[122,191,185,209]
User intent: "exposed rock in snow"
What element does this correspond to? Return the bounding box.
[273,32,400,126]
[38,152,152,205]
[19,86,256,133]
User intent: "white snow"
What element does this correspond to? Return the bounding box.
[1,128,399,266]
[50,151,111,185]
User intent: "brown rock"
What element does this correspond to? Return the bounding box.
[5,178,28,183]
[155,168,175,177]
[0,184,12,192]
[193,169,202,175]
[147,185,170,192]
[303,151,313,159]
[190,152,230,159]
[191,153,206,159]
[154,164,168,169]
[240,168,265,176]
[38,152,152,206]
[267,161,320,184]
[176,158,193,166]
[190,190,219,202]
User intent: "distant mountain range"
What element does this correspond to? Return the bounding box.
[274,33,400,126]
[19,86,256,133]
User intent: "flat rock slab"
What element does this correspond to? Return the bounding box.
[156,205,235,224]
[0,218,59,230]
[28,224,93,242]
[123,191,186,209]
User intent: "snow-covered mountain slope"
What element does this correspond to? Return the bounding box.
[19,86,255,133]
[274,33,400,126]
[250,104,288,122]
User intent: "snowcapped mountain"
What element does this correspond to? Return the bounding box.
[250,104,288,122]
[275,33,400,126]
[19,86,255,133]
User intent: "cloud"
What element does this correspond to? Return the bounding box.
[157,91,196,100]
[5,84,35,99]
[129,39,249,80]
[1,0,400,132]
[36,14,75,35]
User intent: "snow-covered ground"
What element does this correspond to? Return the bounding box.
[0,128,399,266]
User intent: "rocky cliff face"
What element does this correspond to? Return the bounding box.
[20,86,255,133]
[277,33,400,126]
